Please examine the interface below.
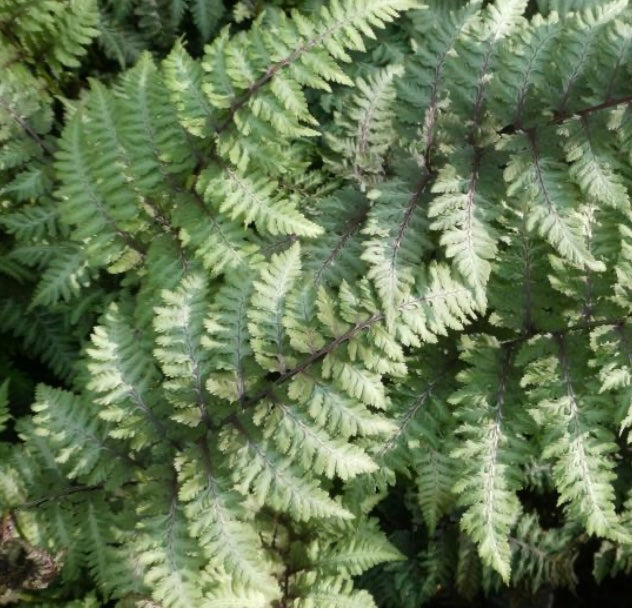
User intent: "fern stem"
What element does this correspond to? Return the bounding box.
[13,484,109,510]
[375,384,434,458]
[243,312,383,408]
[554,93,632,123]
[244,287,469,408]
[314,204,368,286]
[0,94,54,156]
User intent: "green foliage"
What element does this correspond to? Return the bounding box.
[3,0,632,607]
[0,379,9,434]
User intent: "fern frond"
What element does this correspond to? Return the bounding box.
[451,336,530,582]
[197,164,323,237]
[163,41,215,137]
[176,441,280,596]
[429,151,500,306]
[306,519,403,578]
[1,203,60,242]
[79,496,142,597]
[223,423,354,520]
[398,1,480,145]
[0,165,52,201]
[256,398,378,480]
[519,334,624,540]
[201,0,418,160]
[55,105,144,268]
[114,52,195,192]
[29,245,93,307]
[85,303,166,448]
[503,130,604,271]
[248,242,302,372]
[510,513,578,593]
[136,480,212,607]
[0,297,79,381]
[203,274,257,402]
[326,64,403,186]
[154,274,212,427]
[0,379,9,435]
[371,354,450,491]
[288,375,396,439]
[590,323,632,440]
[396,262,477,345]
[363,175,432,322]
[173,192,255,276]
[305,188,368,288]
[96,7,146,67]
[323,356,388,409]
[51,0,100,72]
[203,584,269,607]
[291,574,376,608]
[491,13,560,129]
[562,118,630,210]
[31,385,122,484]
[190,0,225,41]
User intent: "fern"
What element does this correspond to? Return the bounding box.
[4,0,632,607]
[0,379,9,435]
[451,336,531,581]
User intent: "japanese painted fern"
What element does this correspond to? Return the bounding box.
[2,0,632,607]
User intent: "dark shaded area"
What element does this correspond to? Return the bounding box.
[364,480,632,607]
[554,542,632,608]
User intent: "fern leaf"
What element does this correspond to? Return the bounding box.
[224,424,354,520]
[85,304,166,447]
[291,575,376,608]
[1,203,60,242]
[510,513,578,593]
[55,99,143,268]
[31,385,131,485]
[203,586,269,607]
[197,164,323,237]
[451,336,530,582]
[189,0,224,41]
[323,356,388,409]
[504,131,604,271]
[176,442,281,596]
[0,379,9,435]
[591,324,632,439]
[307,520,403,577]
[154,274,212,427]
[413,444,456,535]
[288,375,396,438]
[163,41,215,137]
[248,242,302,372]
[562,119,630,210]
[363,177,432,322]
[519,335,624,540]
[429,152,500,306]
[52,0,100,70]
[29,245,93,307]
[201,0,417,147]
[203,274,257,402]
[326,64,403,184]
[137,481,213,607]
[0,297,79,381]
[257,399,378,480]
[115,52,195,191]
[397,262,477,344]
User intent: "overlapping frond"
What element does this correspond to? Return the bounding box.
[519,334,623,539]
[451,336,531,581]
[5,0,632,607]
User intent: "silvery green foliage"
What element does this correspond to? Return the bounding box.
[2,0,632,606]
